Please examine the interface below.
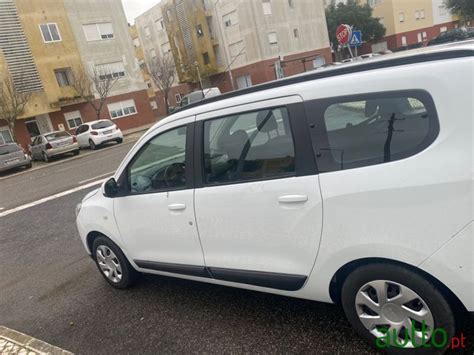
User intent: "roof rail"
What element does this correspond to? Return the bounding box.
[175,48,473,114]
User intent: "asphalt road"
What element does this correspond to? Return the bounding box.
[0,139,472,353]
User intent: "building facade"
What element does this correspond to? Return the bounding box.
[361,0,461,51]
[135,0,331,108]
[0,0,155,148]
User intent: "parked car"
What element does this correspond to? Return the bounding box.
[0,143,32,172]
[75,119,123,150]
[428,27,474,46]
[76,42,473,351]
[179,87,221,108]
[29,131,79,162]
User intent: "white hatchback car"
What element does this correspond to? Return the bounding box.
[75,119,123,150]
[76,42,473,351]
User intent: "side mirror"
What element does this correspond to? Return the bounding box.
[103,177,119,198]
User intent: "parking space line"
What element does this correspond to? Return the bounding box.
[0,179,106,218]
[78,171,115,184]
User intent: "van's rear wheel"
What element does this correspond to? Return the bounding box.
[92,236,137,289]
[341,263,455,353]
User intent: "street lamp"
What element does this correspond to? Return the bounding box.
[194,61,205,97]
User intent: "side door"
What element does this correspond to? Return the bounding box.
[113,117,207,275]
[31,136,43,159]
[194,96,323,291]
[75,125,89,147]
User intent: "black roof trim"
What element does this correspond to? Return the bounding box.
[176,49,473,113]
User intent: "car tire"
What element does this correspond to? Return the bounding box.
[42,152,49,162]
[116,138,123,144]
[73,149,80,156]
[92,236,138,289]
[89,139,97,150]
[341,263,455,353]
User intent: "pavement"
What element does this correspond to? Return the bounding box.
[0,125,473,354]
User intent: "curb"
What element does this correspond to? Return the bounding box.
[0,131,145,182]
[0,326,72,354]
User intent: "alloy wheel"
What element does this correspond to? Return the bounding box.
[96,245,123,283]
[355,279,434,348]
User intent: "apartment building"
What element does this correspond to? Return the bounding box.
[0,0,154,148]
[363,0,460,51]
[135,0,330,108]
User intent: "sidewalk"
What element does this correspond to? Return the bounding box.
[0,326,71,354]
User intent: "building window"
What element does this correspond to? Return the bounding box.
[438,5,447,16]
[293,28,299,38]
[288,0,294,8]
[422,31,427,41]
[236,74,252,89]
[96,61,126,80]
[64,111,83,129]
[440,26,448,33]
[379,17,385,26]
[399,12,404,22]
[146,81,152,88]
[108,99,137,119]
[54,68,73,87]
[196,24,204,37]
[223,10,238,27]
[161,42,171,54]
[144,25,151,37]
[401,35,407,46]
[39,23,61,42]
[0,127,13,144]
[229,40,244,60]
[268,32,278,45]
[156,18,165,30]
[150,48,157,58]
[150,100,158,110]
[203,52,210,65]
[313,55,326,68]
[262,0,272,15]
[133,37,140,48]
[415,10,420,20]
[417,32,422,42]
[420,9,425,19]
[82,23,114,41]
[368,0,382,7]
[175,93,182,103]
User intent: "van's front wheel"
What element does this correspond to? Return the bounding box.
[92,236,137,289]
[341,263,455,353]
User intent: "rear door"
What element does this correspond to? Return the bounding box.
[194,96,323,291]
[75,125,89,147]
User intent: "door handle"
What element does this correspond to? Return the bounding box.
[168,203,186,211]
[278,195,308,203]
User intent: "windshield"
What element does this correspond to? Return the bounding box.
[91,121,114,129]
[0,144,21,155]
[44,131,70,141]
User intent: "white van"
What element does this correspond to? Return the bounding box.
[179,87,221,108]
[76,42,473,351]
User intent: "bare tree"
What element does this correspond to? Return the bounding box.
[0,69,32,142]
[147,54,176,116]
[71,65,119,120]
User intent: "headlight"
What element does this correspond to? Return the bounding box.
[75,203,82,217]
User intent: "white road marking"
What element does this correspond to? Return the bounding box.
[0,207,4,211]
[0,179,106,218]
[78,171,115,184]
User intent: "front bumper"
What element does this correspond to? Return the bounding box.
[91,130,123,145]
[46,142,79,157]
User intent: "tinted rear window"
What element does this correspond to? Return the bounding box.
[45,131,70,141]
[92,121,114,129]
[0,145,21,155]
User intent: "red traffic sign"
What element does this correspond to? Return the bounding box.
[336,24,352,46]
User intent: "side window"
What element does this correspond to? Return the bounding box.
[312,91,438,171]
[128,126,187,193]
[203,107,295,185]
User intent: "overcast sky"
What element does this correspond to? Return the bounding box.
[121,0,161,24]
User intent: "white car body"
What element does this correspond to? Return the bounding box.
[77,42,473,313]
[75,119,123,148]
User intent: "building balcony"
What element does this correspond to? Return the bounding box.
[50,95,92,108]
